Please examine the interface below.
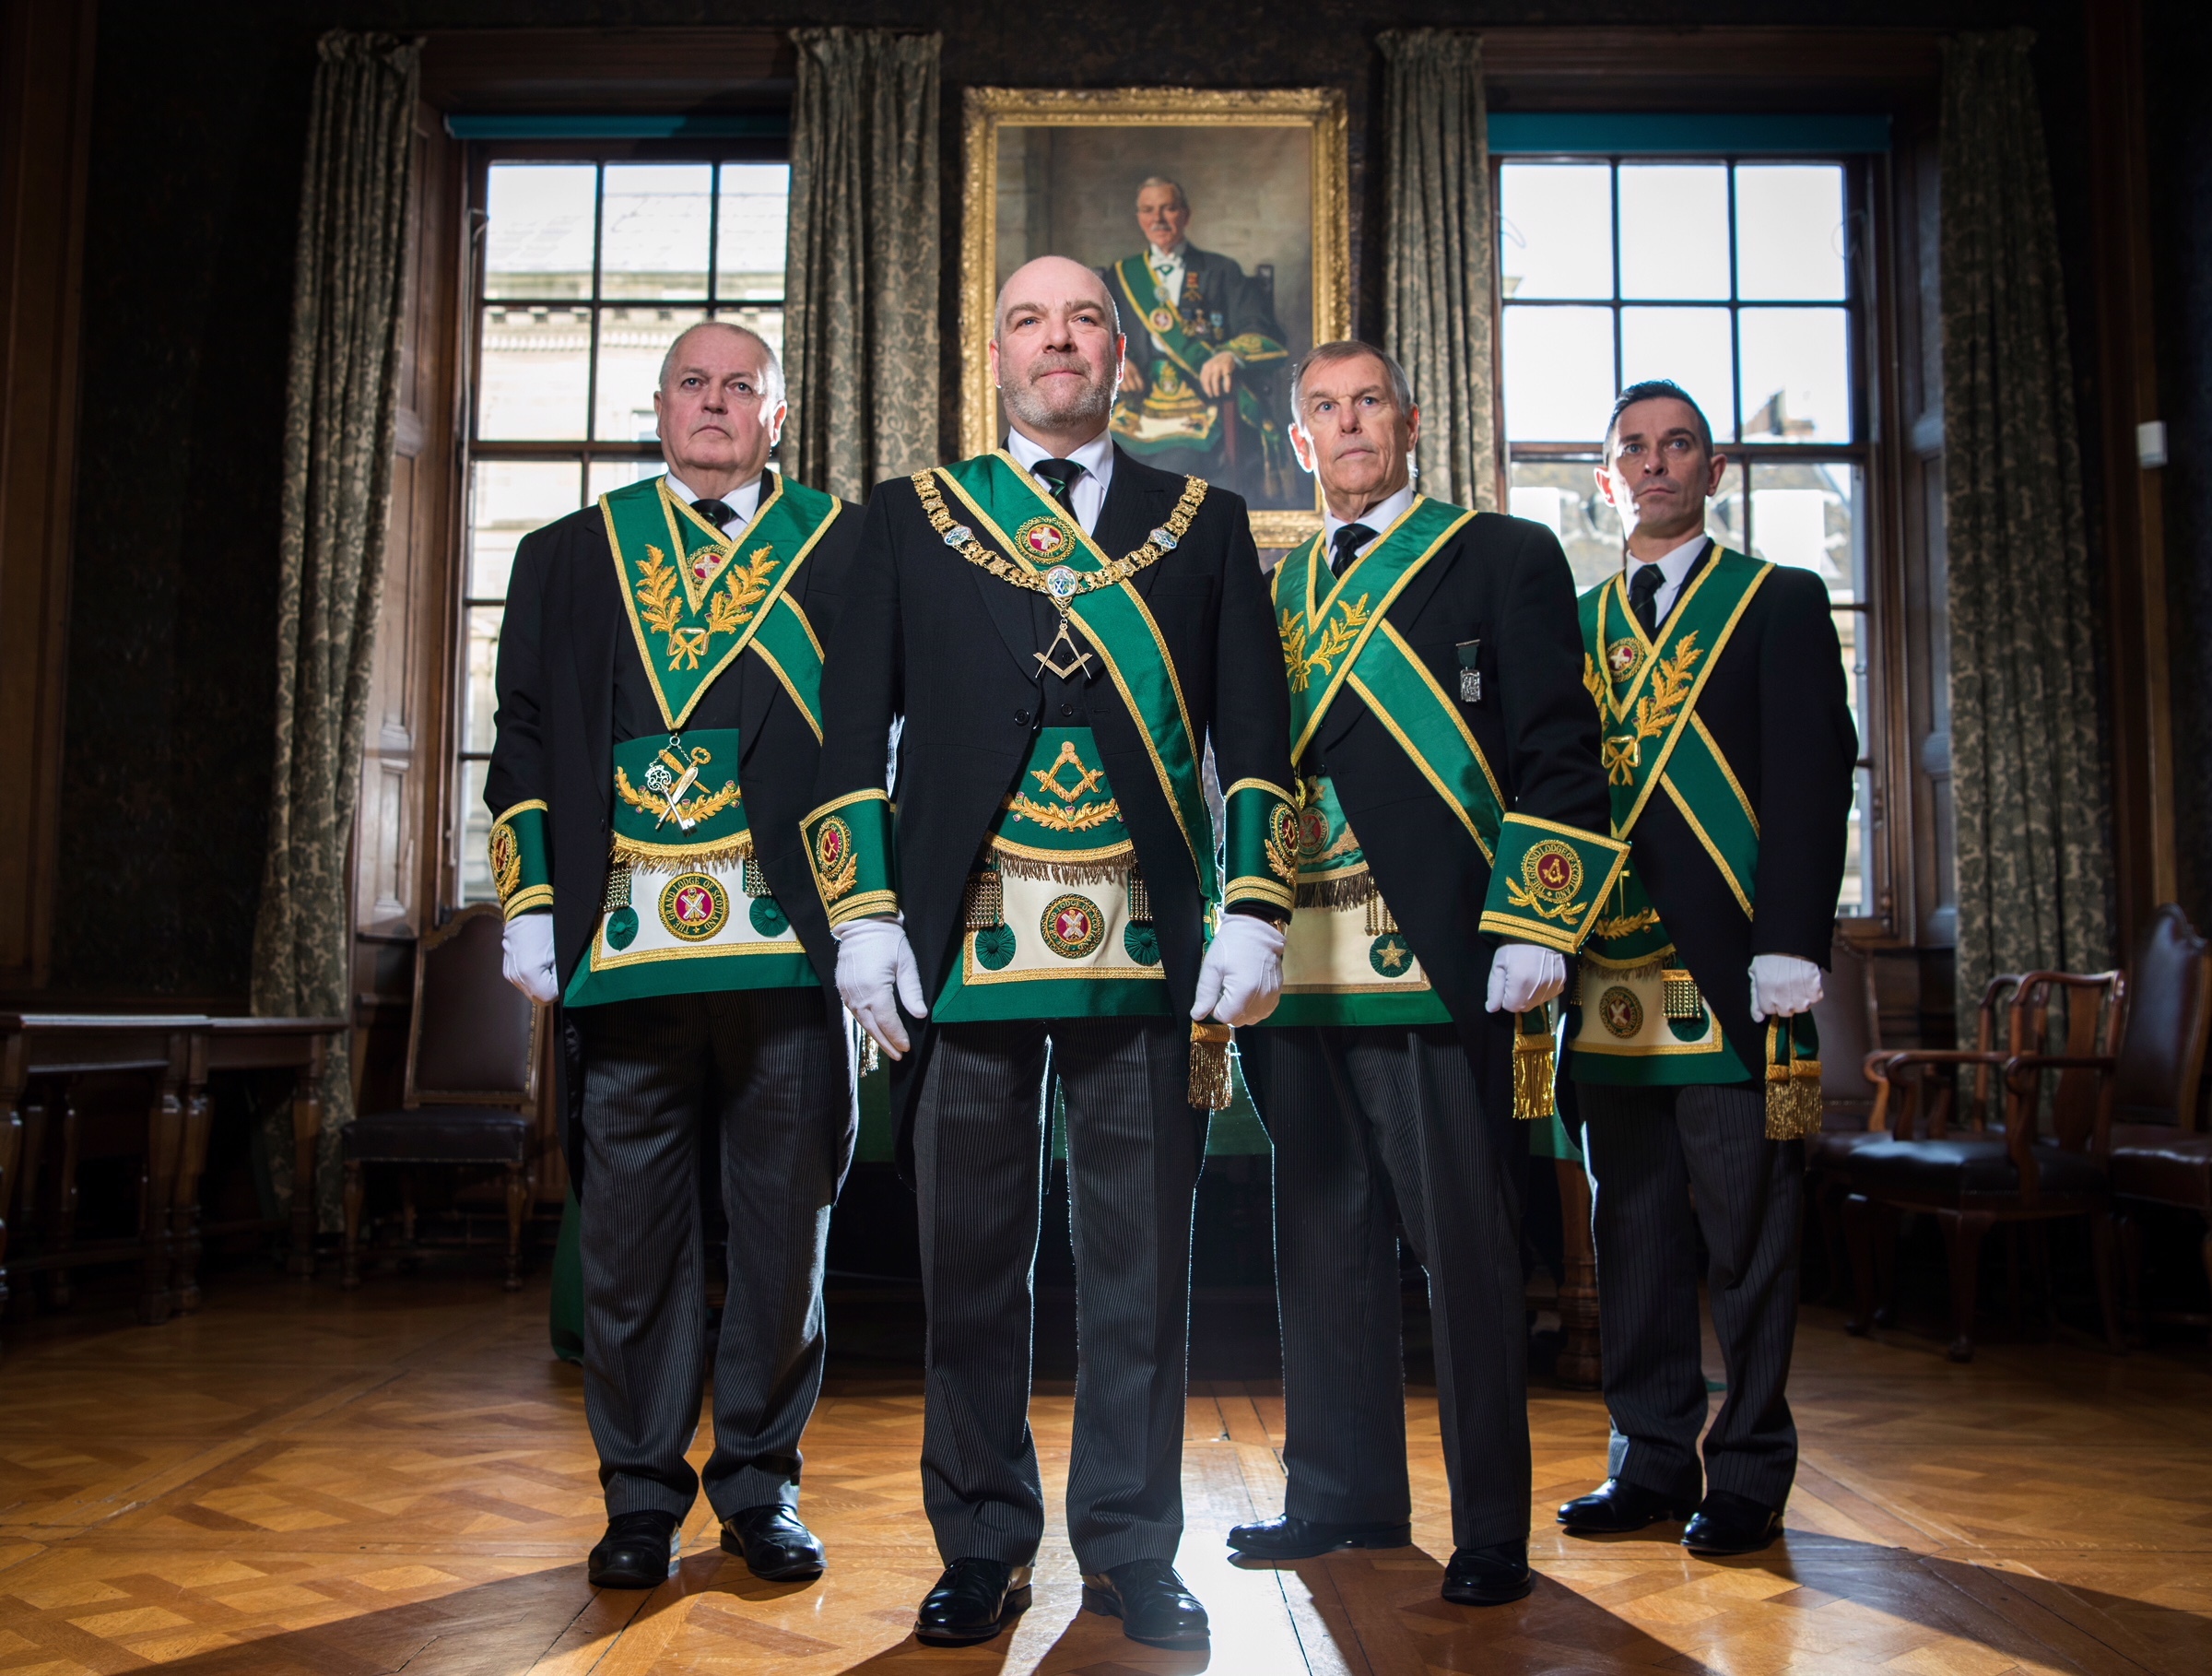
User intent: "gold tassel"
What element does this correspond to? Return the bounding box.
[858,1033,880,1078]
[962,868,1004,930]
[1365,892,1400,937]
[1661,967,1700,1020]
[1764,1020,1824,1140]
[602,859,633,911]
[1129,867,1151,926]
[1513,1004,1557,1120]
[1188,1021,1234,1112]
[742,855,770,898]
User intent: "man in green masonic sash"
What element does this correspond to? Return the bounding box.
[1100,177,1291,504]
[1557,380,1855,1558]
[1229,343,1624,1607]
[486,324,861,1591]
[807,255,1294,1651]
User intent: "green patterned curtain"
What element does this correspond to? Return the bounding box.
[1378,30,1497,511]
[783,28,942,499]
[1941,30,2115,1037]
[249,31,420,1232]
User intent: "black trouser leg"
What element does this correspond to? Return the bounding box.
[1242,1027,1411,1528]
[701,988,857,1517]
[1055,1015,1205,1572]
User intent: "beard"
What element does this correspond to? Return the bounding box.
[1002,353,1114,432]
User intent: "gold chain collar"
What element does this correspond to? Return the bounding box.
[910,468,1206,614]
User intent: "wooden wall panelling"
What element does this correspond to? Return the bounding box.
[351,101,465,1114]
[2086,0,2178,950]
[0,0,98,993]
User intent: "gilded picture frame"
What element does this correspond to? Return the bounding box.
[961,86,1351,549]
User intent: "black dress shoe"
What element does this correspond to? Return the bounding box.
[1557,1478,1696,1535]
[914,1558,1032,1646]
[720,1503,824,1581]
[1227,1513,1412,1560]
[588,1509,678,1588]
[1682,1491,1783,1556]
[1080,1558,1209,1648]
[1441,1540,1533,1606]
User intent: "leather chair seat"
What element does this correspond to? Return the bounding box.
[1843,1135,2107,1208]
[2108,1124,2212,1213]
[1809,1128,1891,1172]
[345,1107,531,1165]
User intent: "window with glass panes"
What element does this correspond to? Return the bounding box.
[457,157,791,903]
[1496,156,1876,915]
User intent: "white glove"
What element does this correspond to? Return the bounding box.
[1486,941,1567,1013]
[1190,913,1286,1027]
[1748,952,1824,1021]
[834,916,927,1058]
[501,911,559,1005]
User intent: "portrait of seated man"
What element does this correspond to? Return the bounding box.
[1100,175,1291,503]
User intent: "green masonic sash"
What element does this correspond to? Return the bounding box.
[599,472,840,737]
[1112,256,1217,385]
[921,451,1226,904]
[1274,497,1626,955]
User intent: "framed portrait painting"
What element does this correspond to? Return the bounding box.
[960,87,1350,548]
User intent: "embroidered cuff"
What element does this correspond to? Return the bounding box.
[1222,776,1297,915]
[804,788,899,927]
[1479,813,1630,954]
[489,800,553,919]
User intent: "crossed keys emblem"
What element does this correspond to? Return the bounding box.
[645,744,712,830]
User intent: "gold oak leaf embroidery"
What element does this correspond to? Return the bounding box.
[706,546,779,639]
[1634,632,1702,743]
[634,546,684,636]
[1590,906,1662,940]
[1304,595,1371,682]
[1278,608,1312,691]
[1583,653,1607,711]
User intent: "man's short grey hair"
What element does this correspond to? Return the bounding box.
[1135,175,1189,212]
[1289,340,1415,423]
[657,320,786,407]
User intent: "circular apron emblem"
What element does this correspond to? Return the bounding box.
[1124,923,1161,966]
[815,817,851,874]
[1017,516,1070,561]
[659,872,729,941]
[488,822,521,898]
[604,906,640,950]
[1597,985,1644,1038]
[1521,839,1585,906]
[1369,933,1414,976]
[973,924,1018,970]
[1606,637,1644,681]
[1299,805,1333,862]
[748,895,788,938]
[1040,893,1105,960]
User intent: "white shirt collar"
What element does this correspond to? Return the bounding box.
[664,468,766,530]
[1635,532,1709,588]
[1005,424,1114,483]
[1324,480,1417,559]
[1147,240,1188,268]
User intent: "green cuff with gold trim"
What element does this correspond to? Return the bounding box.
[1222,777,1297,915]
[805,788,899,927]
[489,800,553,919]
[1479,813,1630,954]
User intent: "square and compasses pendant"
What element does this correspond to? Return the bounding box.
[1036,617,1096,679]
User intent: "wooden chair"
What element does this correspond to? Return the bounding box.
[343,906,540,1290]
[2102,905,2212,1333]
[1845,965,2126,1362]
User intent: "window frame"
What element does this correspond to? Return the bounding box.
[1491,145,1893,931]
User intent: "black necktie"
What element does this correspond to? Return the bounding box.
[1030,458,1083,515]
[1629,562,1665,634]
[692,497,737,529]
[1330,523,1374,578]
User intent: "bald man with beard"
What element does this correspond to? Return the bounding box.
[805,256,1294,1650]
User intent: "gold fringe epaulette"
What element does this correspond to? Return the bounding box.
[609,830,754,875]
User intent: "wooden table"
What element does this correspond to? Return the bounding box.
[184,1016,347,1295]
[0,1014,200,1328]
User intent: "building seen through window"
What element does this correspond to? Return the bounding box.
[1495,158,1875,914]
[458,159,791,903]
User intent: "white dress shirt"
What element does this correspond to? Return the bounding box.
[1324,480,1417,568]
[1006,424,1114,537]
[1632,532,1711,627]
[1147,240,1187,307]
[664,468,766,534]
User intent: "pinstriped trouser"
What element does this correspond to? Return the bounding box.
[911,1016,1205,1573]
[1240,1024,1532,1551]
[571,987,855,1520]
[1578,1080,1804,1511]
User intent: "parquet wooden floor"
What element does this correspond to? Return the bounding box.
[2,1271,2208,1674]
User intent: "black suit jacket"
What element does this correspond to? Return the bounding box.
[484,486,862,993]
[1309,510,1612,1039]
[811,447,1293,1145]
[1621,544,1858,1075]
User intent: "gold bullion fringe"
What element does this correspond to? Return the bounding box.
[1188,1021,1234,1112]
[1513,1010,1558,1121]
[603,860,632,911]
[1366,892,1400,937]
[1662,968,1702,1020]
[1296,865,1375,911]
[610,830,754,874]
[986,834,1136,884]
[743,856,771,899]
[1575,956,1671,1003]
[1764,1020,1824,1139]
[962,868,1005,930]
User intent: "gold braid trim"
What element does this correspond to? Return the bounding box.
[911,469,1206,602]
